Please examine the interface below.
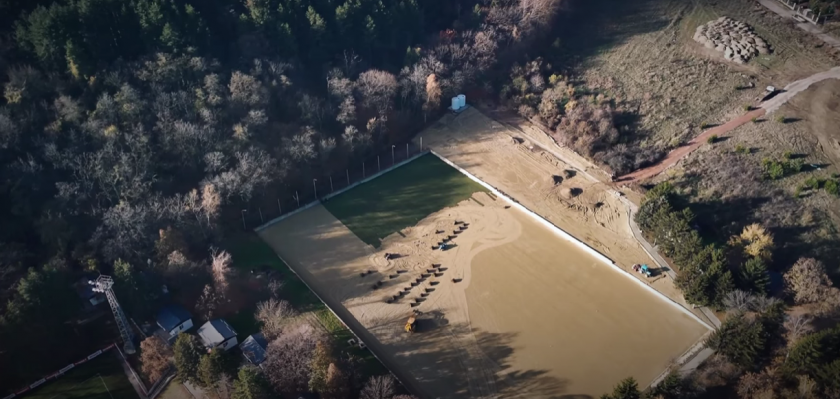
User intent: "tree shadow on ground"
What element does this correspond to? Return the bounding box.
[364,311,591,399]
[688,196,772,242]
[546,0,671,67]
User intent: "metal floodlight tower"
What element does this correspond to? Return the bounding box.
[90,275,136,354]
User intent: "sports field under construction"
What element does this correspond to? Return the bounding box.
[257,111,710,398]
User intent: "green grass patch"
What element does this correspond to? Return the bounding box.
[21,353,138,399]
[323,154,487,247]
[226,233,321,311]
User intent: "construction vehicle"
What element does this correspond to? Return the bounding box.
[405,316,417,333]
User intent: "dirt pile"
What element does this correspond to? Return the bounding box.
[694,17,771,64]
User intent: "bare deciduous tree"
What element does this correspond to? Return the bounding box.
[201,184,220,224]
[268,278,284,298]
[197,284,219,320]
[423,74,442,116]
[751,296,781,314]
[737,368,774,399]
[229,71,267,107]
[263,321,322,395]
[360,375,395,399]
[285,127,318,163]
[336,97,356,125]
[327,70,354,99]
[140,336,172,383]
[203,152,227,173]
[723,290,755,313]
[784,258,832,305]
[255,298,296,339]
[210,248,233,293]
[356,70,398,115]
[783,314,814,346]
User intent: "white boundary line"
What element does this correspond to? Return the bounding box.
[428,150,713,330]
[98,375,114,399]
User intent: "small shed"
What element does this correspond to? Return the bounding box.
[240,333,268,366]
[198,319,238,351]
[156,305,194,338]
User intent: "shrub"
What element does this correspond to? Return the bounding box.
[825,179,839,196]
[776,115,786,123]
[751,117,758,123]
[783,151,793,160]
[707,134,719,144]
[743,104,752,111]
[803,177,820,190]
[762,157,803,180]
[735,144,749,154]
[701,121,710,129]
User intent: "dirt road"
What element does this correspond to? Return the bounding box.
[618,108,766,182]
[618,66,840,182]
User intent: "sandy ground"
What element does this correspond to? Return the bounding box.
[418,108,700,313]
[258,193,708,398]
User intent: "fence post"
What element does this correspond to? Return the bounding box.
[378,156,380,171]
[363,163,366,178]
[330,176,334,192]
[420,137,423,151]
[259,208,264,223]
[277,198,282,214]
[346,169,350,186]
[295,191,300,207]
[406,143,409,159]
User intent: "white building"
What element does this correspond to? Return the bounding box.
[198,319,238,351]
[155,304,194,338]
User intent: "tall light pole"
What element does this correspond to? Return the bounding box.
[90,276,135,354]
[391,145,395,165]
[241,209,247,229]
[313,178,318,199]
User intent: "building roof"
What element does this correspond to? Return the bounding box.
[240,333,268,365]
[156,305,192,332]
[198,319,237,347]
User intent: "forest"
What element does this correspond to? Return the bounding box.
[0,0,565,396]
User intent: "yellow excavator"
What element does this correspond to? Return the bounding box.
[405,316,417,333]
